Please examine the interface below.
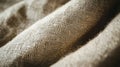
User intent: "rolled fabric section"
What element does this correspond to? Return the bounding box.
[51,13,120,67]
[0,0,21,12]
[0,1,26,47]
[25,0,69,22]
[0,0,118,67]
[0,0,69,47]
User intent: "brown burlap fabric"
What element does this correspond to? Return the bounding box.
[0,0,120,67]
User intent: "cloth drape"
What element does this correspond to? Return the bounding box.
[0,0,120,67]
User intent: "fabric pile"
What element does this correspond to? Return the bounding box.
[0,0,120,67]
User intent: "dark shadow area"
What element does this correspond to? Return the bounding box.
[97,44,120,67]
[96,4,120,67]
[71,1,120,51]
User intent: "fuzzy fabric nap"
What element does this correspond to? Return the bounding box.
[0,0,120,67]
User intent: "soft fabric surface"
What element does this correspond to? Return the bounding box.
[0,0,21,13]
[0,0,120,67]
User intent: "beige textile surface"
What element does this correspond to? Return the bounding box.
[0,0,120,67]
[0,0,21,13]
